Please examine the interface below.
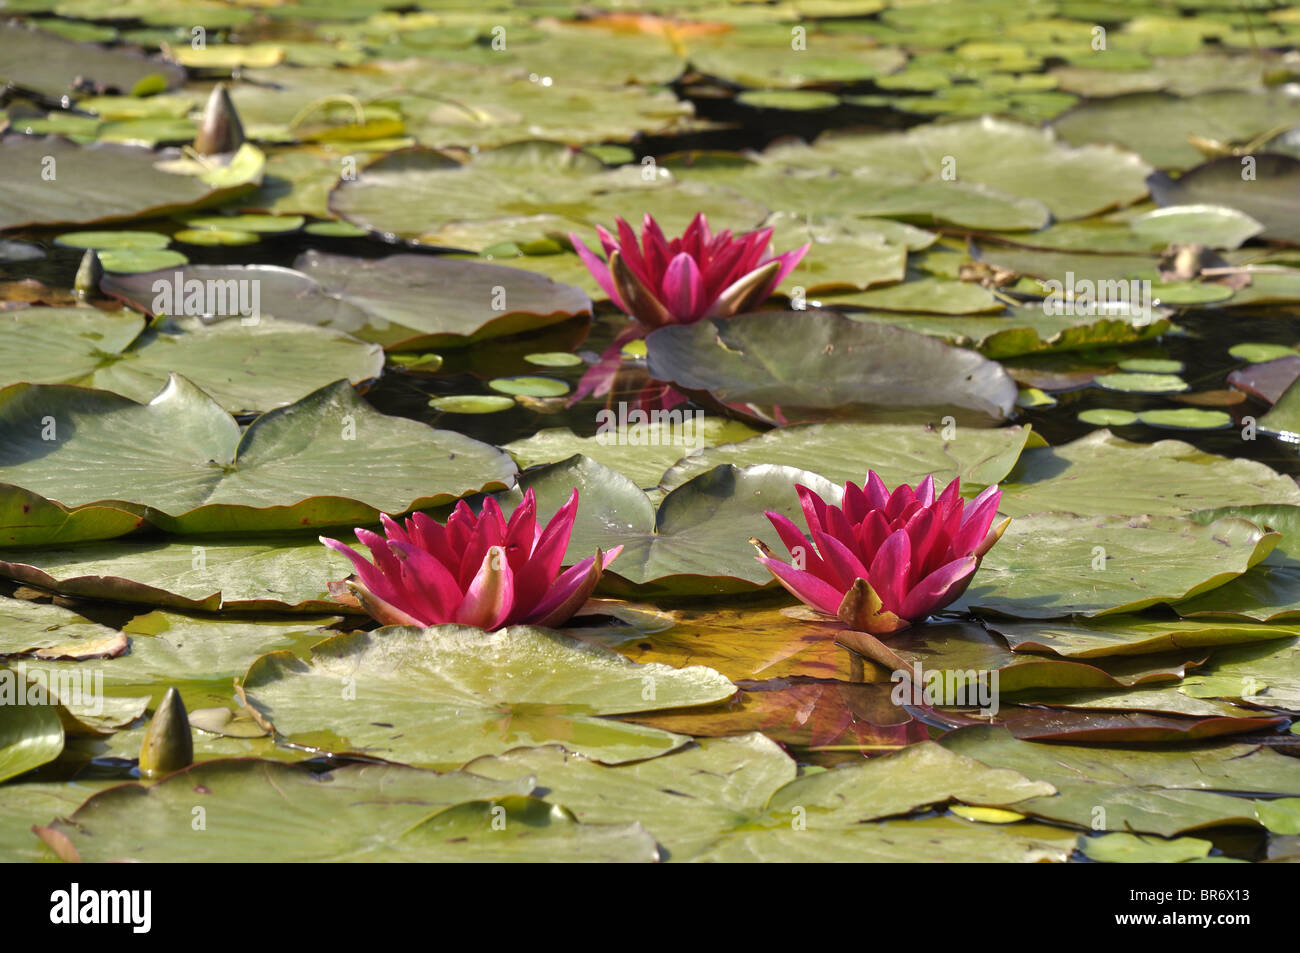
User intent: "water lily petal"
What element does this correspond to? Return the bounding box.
[899,555,978,621]
[454,545,515,629]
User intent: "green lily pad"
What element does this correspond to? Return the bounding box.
[1175,506,1300,623]
[495,455,840,595]
[762,117,1152,221]
[738,90,840,111]
[838,305,1172,359]
[686,29,905,89]
[1094,372,1189,394]
[672,159,1050,232]
[241,625,736,769]
[987,614,1300,659]
[1117,358,1184,373]
[470,736,1061,862]
[1261,375,1300,440]
[659,422,1038,494]
[0,376,516,533]
[180,213,305,233]
[40,760,659,862]
[104,252,593,351]
[0,138,264,232]
[0,536,365,614]
[0,308,385,414]
[1230,342,1296,363]
[819,277,1002,315]
[304,220,369,238]
[0,594,120,657]
[1052,89,1300,170]
[960,514,1278,618]
[1078,408,1138,426]
[1080,832,1213,863]
[97,248,188,273]
[488,376,569,398]
[645,310,1018,423]
[19,610,339,712]
[0,484,143,548]
[998,430,1300,517]
[1255,798,1300,835]
[503,418,762,491]
[523,352,583,368]
[0,21,183,100]
[0,779,115,862]
[0,700,64,784]
[943,724,1300,836]
[1176,637,1300,711]
[172,228,260,247]
[53,230,170,251]
[429,395,516,414]
[1136,408,1232,430]
[850,622,1202,693]
[1149,154,1300,244]
[1128,204,1263,250]
[329,142,768,253]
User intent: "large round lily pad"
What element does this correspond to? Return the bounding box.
[943,724,1300,836]
[103,254,593,350]
[240,625,736,769]
[40,760,657,862]
[329,142,768,252]
[764,118,1152,221]
[960,514,1278,618]
[0,376,516,532]
[998,430,1300,518]
[0,307,384,414]
[0,536,363,614]
[0,137,264,231]
[470,735,1059,861]
[645,310,1018,423]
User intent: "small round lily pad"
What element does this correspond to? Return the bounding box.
[524,352,583,368]
[1229,342,1296,364]
[389,353,444,372]
[97,248,189,273]
[180,214,306,233]
[305,221,370,238]
[1094,372,1189,394]
[1116,358,1184,374]
[1136,408,1232,430]
[738,90,841,111]
[1078,408,1138,426]
[488,376,570,397]
[55,230,170,251]
[429,395,516,414]
[173,228,260,246]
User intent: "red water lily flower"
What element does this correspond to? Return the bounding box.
[752,473,1010,636]
[322,489,620,630]
[568,213,808,406]
[570,212,808,330]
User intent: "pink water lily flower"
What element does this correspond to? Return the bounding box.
[570,213,809,330]
[752,473,1010,636]
[322,489,620,630]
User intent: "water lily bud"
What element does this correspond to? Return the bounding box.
[193,83,245,156]
[73,248,102,298]
[139,687,193,779]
